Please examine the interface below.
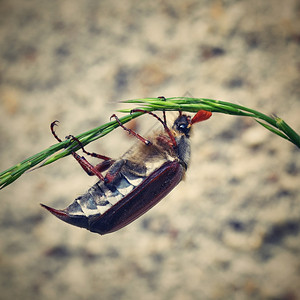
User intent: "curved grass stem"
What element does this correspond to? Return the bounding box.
[0,97,298,189]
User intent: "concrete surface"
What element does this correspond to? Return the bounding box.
[0,1,299,299]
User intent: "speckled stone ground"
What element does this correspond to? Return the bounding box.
[0,1,299,299]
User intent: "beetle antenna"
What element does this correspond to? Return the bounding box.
[191,110,212,124]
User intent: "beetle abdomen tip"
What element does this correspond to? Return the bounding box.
[40,203,89,229]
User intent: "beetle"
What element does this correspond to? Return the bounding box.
[41,107,212,235]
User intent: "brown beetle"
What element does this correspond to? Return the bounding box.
[41,108,212,235]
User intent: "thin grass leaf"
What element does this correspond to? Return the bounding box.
[1,97,299,190]
[255,120,291,141]
[122,97,299,148]
[0,112,142,189]
[275,117,300,146]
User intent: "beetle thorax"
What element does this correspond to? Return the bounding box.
[175,134,191,169]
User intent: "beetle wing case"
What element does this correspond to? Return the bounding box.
[90,160,184,234]
[42,160,184,235]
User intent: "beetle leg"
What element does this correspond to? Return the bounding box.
[156,134,175,149]
[73,152,115,178]
[157,96,167,125]
[130,109,177,148]
[104,159,147,185]
[110,114,152,146]
[71,152,105,180]
[66,135,112,161]
[51,122,113,161]
[50,122,114,180]
[66,136,115,179]
[104,159,125,184]
[51,120,63,143]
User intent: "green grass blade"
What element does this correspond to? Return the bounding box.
[1,97,299,190]
[255,120,290,141]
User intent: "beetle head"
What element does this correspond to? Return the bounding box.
[172,110,212,137]
[172,115,192,137]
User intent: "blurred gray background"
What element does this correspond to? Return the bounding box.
[0,0,299,299]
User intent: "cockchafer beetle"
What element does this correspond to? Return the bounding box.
[41,107,212,235]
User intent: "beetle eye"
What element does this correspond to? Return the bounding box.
[177,123,190,135]
[173,115,191,136]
